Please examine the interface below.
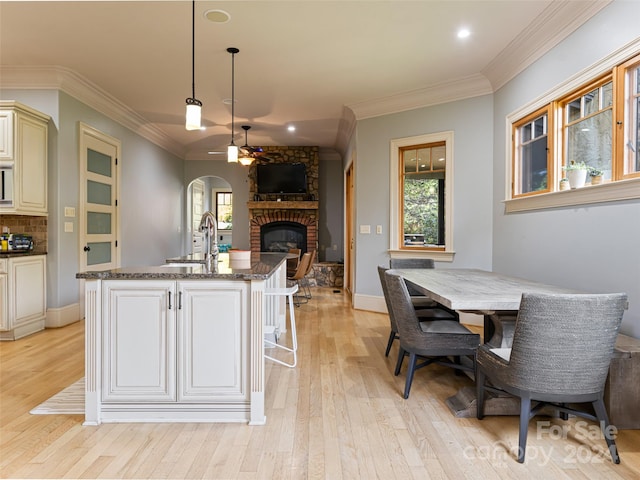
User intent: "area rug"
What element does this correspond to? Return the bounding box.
[30,378,85,415]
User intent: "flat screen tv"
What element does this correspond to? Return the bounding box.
[257,163,307,194]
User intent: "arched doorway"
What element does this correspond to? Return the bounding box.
[186,176,232,254]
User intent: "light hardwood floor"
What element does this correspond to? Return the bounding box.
[1,287,639,479]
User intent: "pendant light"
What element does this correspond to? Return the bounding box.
[239,125,254,166]
[227,47,239,163]
[185,0,202,130]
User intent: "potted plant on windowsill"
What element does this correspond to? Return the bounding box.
[589,167,604,185]
[562,161,588,189]
[559,178,570,191]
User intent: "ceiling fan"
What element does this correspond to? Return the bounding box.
[239,125,281,164]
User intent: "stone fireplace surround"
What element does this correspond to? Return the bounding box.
[247,146,319,262]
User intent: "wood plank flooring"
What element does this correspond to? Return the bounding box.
[1,287,639,479]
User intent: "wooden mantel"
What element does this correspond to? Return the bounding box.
[247,201,318,210]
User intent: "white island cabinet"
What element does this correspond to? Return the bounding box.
[78,252,287,425]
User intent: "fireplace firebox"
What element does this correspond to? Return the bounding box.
[261,221,307,253]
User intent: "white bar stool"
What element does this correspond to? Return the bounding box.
[264,284,299,367]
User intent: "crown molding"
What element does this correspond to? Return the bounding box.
[482,0,612,91]
[348,73,493,120]
[0,65,186,158]
[348,1,610,121]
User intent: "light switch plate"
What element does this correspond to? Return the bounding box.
[376,225,383,234]
[359,225,371,234]
[64,222,74,233]
[64,207,76,217]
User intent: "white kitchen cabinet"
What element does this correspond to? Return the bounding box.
[0,259,7,331]
[101,280,248,405]
[102,280,176,402]
[0,254,47,340]
[0,102,49,216]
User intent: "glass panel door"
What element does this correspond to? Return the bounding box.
[80,127,119,273]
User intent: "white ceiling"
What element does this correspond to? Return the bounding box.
[0,1,609,160]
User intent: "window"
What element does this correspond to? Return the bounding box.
[512,106,552,197]
[215,191,232,230]
[616,54,640,179]
[560,76,613,178]
[401,143,446,248]
[507,48,640,212]
[389,131,454,261]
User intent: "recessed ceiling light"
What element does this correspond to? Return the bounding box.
[287,125,296,132]
[204,9,230,23]
[457,28,471,39]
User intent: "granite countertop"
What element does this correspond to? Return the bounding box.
[76,252,286,280]
[0,250,47,258]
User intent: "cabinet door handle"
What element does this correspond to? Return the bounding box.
[178,291,182,310]
[168,291,172,310]
[83,245,91,252]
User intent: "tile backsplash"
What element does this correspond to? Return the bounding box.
[1,215,47,253]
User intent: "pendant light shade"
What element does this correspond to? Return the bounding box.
[239,125,255,166]
[185,0,202,130]
[227,47,239,162]
[185,99,202,131]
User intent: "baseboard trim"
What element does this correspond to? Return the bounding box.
[46,303,81,328]
[353,294,386,313]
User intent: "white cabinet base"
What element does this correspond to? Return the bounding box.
[0,254,46,340]
[83,266,283,425]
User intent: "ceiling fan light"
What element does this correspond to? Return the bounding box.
[227,144,238,163]
[185,99,202,130]
[239,155,254,166]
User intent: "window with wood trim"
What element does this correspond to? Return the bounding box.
[559,74,613,179]
[616,53,640,179]
[390,131,453,259]
[512,106,552,197]
[509,51,640,198]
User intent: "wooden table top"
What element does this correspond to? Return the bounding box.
[392,268,581,311]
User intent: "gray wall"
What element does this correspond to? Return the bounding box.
[318,158,344,262]
[492,1,640,337]
[354,95,495,297]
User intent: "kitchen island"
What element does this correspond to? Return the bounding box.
[77,252,287,425]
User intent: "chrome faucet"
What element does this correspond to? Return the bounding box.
[199,211,219,265]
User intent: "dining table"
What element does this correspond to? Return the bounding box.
[393,268,582,348]
[392,268,582,417]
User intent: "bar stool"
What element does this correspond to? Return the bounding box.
[263,284,299,367]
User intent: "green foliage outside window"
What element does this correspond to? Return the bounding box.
[404,178,440,245]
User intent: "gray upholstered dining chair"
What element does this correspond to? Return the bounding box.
[378,266,458,357]
[389,258,459,319]
[383,269,480,399]
[476,292,628,464]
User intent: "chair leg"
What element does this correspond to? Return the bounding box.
[403,353,418,399]
[517,397,531,463]
[394,347,405,375]
[559,403,569,421]
[476,369,485,420]
[592,398,620,464]
[385,330,396,357]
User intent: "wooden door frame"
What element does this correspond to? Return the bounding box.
[345,159,355,303]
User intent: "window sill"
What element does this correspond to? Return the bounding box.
[504,178,640,213]
[389,249,455,262]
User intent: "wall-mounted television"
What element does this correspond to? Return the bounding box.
[257,163,307,194]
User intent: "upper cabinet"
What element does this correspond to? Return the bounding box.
[0,102,49,216]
